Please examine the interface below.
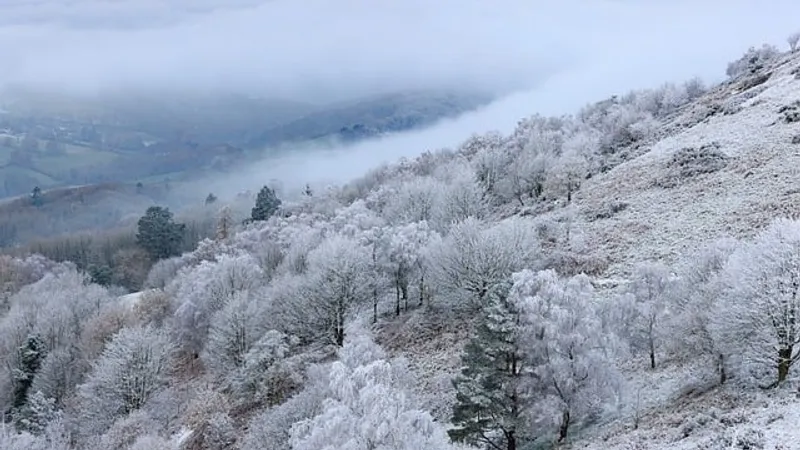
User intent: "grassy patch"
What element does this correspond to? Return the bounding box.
[32,145,120,176]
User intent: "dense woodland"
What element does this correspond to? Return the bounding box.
[1,41,800,450]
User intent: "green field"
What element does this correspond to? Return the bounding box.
[0,165,59,194]
[33,144,120,176]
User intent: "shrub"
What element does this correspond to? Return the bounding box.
[726,44,780,79]
[655,143,730,188]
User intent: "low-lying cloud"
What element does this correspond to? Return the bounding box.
[178,0,800,199]
[2,0,795,104]
[0,0,579,102]
[2,0,799,202]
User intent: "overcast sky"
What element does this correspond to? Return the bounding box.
[1,0,795,104]
[1,0,798,195]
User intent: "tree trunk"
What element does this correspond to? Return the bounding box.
[336,300,345,347]
[401,283,408,312]
[718,353,727,385]
[778,345,793,384]
[395,282,401,316]
[558,410,571,442]
[418,275,425,307]
[506,430,516,450]
[649,336,656,369]
[372,249,378,324]
[335,327,344,347]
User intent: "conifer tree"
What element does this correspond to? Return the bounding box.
[30,186,43,207]
[136,206,186,261]
[449,281,530,450]
[215,206,233,241]
[251,185,282,222]
[12,334,45,411]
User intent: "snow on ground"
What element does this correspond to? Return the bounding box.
[571,384,800,450]
[117,290,147,310]
[173,427,193,447]
[538,53,800,449]
[397,52,800,449]
[555,52,800,278]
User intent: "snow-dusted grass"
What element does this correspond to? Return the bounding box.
[571,383,800,450]
[558,56,800,278]
[118,290,145,310]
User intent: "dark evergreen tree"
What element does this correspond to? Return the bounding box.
[205,193,218,205]
[87,264,114,286]
[303,183,313,197]
[30,186,43,207]
[11,334,45,411]
[15,391,59,435]
[136,206,186,261]
[251,185,282,222]
[449,281,531,450]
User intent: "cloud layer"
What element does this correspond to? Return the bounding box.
[2,0,799,198]
[1,0,797,104]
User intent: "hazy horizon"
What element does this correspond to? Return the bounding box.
[2,0,799,200]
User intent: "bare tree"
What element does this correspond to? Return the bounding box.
[789,32,800,52]
[713,219,800,387]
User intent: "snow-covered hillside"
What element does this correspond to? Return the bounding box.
[3,42,800,450]
[566,51,800,277]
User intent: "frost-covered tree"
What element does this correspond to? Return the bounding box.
[429,217,538,309]
[75,326,175,438]
[449,281,530,450]
[290,331,461,450]
[11,334,45,412]
[384,224,424,315]
[0,417,70,450]
[499,151,552,206]
[548,133,594,203]
[383,177,442,225]
[619,262,675,369]
[473,147,509,198]
[129,434,175,450]
[215,205,234,241]
[240,329,388,450]
[239,369,330,450]
[172,252,264,355]
[232,330,303,405]
[511,269,620,442]
[202,290,266,381]
[14,390,59,435]
[789,32,800,52]
[669,238,738,384]
[29,347,81,408]
[0,269,110,416]
[86,410,165,450]
[251,185,282,222]
[433,164,487,229]
[713,219,800,386]
[725,44,780,79]
[358,226,390,323]
[297,236,373,346]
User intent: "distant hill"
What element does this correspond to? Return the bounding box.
[0,88,492,199]
[246,90,492,148]
[0,182,166,247]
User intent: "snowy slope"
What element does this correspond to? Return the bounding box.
[521,53,800,450]
[554,52,800,279]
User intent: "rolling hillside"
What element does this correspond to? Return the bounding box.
[0,88,491,198]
